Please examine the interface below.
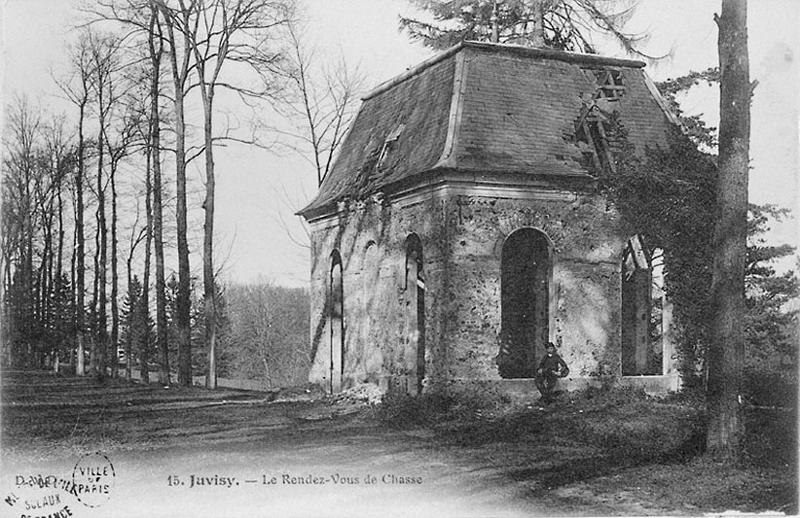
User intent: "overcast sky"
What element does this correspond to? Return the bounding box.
[2,0,798,287]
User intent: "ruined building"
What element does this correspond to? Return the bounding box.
[297,42,681,397]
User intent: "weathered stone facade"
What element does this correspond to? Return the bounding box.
[300,42,681,396]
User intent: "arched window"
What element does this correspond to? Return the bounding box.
[404,234,425,394]
[329,250,344,392]
[621,236,663,375]
[499,228,552,378]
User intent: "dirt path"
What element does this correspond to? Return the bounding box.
[2,371,794,517]
[0,372,565,518]
[3,428,551,518]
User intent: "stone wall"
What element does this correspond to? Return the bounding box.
[307,194,448,393]
[437,189,627,386]
[306,184,676,395]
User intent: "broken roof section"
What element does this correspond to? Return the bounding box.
[298,41,679,219]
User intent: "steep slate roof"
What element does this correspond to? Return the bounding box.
[298,41,679,219]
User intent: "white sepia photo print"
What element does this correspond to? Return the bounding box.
[1,1,797,516]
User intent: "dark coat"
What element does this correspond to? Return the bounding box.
[537,353,569,378]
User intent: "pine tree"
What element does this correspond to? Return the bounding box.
[120,274,154,377]
[50,273,75,366]
[399,0,648,55]
[744,205,798,374]
[165,273,181,373]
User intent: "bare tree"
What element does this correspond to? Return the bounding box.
[42,118,73,310]
[161,0,294,388]
[156,0,194,386]
[33,140,57,356]
[221,282,309,387]
[89,0,161,383]
[104,109,138,378]
[55,37,97,375]
[136,87,156,383]
[41,127,77,371]
[124,193,148,381]
[1,99,77,369]
[93,0,295,387]
[32,123,73,367]
[706,0,751,459]
[97,0,198,386]
[142,4,172,386]
[86,30,124,379]
[2,97,42,367]
[124,61,157,384]
[280,21,364,187]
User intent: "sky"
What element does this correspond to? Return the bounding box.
[1,0,798,287]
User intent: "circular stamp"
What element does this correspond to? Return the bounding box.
[71,452,115,508]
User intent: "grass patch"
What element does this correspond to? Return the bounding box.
[374,386,516,429]
[374,384,796,512]
[374,392,466,427]
[585,455,798,514]
[6,371,795,514]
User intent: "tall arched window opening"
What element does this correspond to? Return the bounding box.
[404,234,425,394]
[621,236,663,375]
[329,250,344,393]
[499,228,552,378]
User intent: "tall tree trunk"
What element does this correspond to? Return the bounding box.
[56,162,65,367]
[202,93,217,390]
[91,161,100,374]
[56,166,64,290]
[75,104,86,376]
[23,168,34,367]
[706,0,750,459]
[43,207,54,366]
[161,4,193,387]
[110,161,119,379]
[55,168,65,367]
[140,125,154,384]
[153,124,169,386]
[92,218,99,329]
[70,188,77,368]
[149,6,170,386]
[125,247,135,382]
[38,205,53,361]
[175,88,192,387]
[96,119,108,379]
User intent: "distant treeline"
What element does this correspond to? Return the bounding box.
[4,258,311,388]
[214,282,311,388]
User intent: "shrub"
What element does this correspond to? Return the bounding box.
[375,387,513,427]
[742,367,797,408]
[375,392,456,427]
[572,384,651,407]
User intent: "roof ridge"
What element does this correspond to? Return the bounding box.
[462,41,646,68]
[362,41,646,101]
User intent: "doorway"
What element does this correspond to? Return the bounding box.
[329,250,344,393]
[405,234,425,394]
[499,228,552,378]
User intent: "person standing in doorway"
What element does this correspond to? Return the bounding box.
[535,342,569,404]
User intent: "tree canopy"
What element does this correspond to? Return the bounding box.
[399,0,650,56]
